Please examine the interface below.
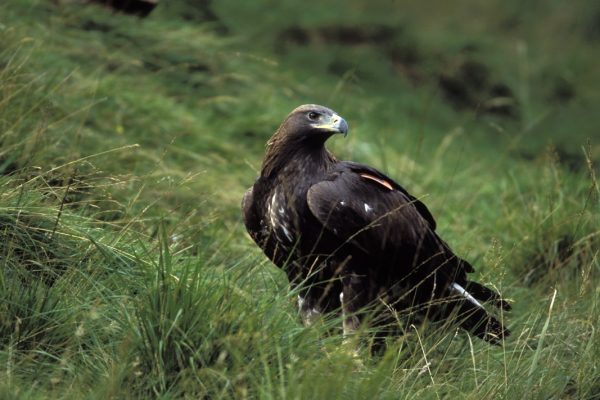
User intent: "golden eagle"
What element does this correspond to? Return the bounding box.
[242,104,510,344]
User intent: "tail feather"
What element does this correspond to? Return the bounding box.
[465,281,511,311]
[450,282,510,344]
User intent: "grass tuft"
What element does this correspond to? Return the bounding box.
[0,0,598,398]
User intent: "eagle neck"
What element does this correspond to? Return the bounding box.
[261,137,334,180]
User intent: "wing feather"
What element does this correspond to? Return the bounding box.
[307,163,474,280]
[344,161,437,230]
[307,167,432,253]
[242,186,288,267]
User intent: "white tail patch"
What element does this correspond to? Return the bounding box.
[451,282,483,309]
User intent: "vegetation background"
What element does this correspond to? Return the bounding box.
[0,0,598,398]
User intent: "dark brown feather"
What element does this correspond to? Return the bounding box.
[242,104,510,345]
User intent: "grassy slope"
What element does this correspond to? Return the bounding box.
[0,0,599,398]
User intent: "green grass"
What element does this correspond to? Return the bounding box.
[1,0,599,398]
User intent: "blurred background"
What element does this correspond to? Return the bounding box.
[0,0,598,398]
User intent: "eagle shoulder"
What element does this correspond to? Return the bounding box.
[343,161,437,230]
[306,167,432,252]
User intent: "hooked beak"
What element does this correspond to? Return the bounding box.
[313,114,348,137]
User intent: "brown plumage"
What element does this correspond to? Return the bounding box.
[242,104,510,344]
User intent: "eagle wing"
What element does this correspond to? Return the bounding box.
[307,163,436,252]
[242,186,287,267]
[242,187,261,243]
[307,163,474,281]
[343,161,437,230]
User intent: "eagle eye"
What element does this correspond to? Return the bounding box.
[307,111,320,121]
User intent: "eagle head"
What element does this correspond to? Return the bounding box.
[261,104,348,177]
[274,104,348,144]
